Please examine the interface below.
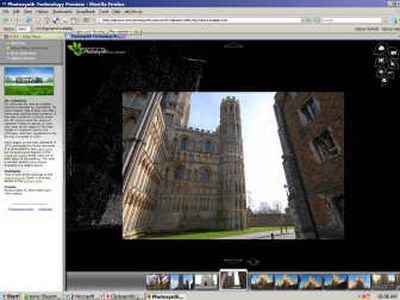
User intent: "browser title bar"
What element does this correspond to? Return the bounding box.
[0,0,388,8]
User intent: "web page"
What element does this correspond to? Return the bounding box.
[0,1,399,299]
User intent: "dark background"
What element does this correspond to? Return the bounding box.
[66,40,399,272]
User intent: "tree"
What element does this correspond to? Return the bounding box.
[256,202,272,213]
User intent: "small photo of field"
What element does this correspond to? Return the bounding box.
[4,67,54,96]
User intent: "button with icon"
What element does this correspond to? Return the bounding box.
[388,59,399,70]
[388,47,399,59]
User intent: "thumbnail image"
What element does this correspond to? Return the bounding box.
[145,274,170,290]
[194,273,219,290]
[324,274,348,290]
[220,270,247,290]
[348,274,371,290]
[275,274,299,290]
[123,92,345,240]
[170,274,195,290]
[371,274,397,290]
[250,274,275,290]
[299,274,323,290]
[4,67,54,96]
[397,275,400,289]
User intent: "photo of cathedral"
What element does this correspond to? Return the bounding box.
[324,274,348,290]
[220,270,248,290]
[194,274,219,290]
[145,274,170,290]
[371,274,397,290]
[275,274,299,290]
[250,274,275,290]
[299,274,323,290]
[122,91,344,239]
[348,274,371,290]
[171,274,195,290]
[123,92,247,238]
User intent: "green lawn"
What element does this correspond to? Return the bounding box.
[144,226,291,240]
[5,85,54,96]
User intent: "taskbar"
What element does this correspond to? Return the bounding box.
[1,290,400,300]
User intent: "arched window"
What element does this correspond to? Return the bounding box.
[201,169,209,182]
[205,141,212,154]
[175,168,182,180]
[300,97,320,125]
[180,137,188,151]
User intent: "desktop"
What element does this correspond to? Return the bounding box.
[0,1,399,299]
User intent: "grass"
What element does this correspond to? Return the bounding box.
[5,85,54,96]
[144,226,292,240]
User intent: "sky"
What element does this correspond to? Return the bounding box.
[5,67,54,79]
[189,92,288,212]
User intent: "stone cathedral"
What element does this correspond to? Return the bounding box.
[123,92,247,239]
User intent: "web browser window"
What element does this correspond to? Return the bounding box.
[0,0,399,299]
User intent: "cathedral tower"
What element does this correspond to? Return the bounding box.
[161,92,191,128]
[218,96,247,230]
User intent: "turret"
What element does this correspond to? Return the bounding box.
[218,96,247,230]
[160,92,191,128]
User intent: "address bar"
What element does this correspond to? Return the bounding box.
[96,17,382,25]
[96,17,302,24]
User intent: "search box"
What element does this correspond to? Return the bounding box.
[320,18,382,24]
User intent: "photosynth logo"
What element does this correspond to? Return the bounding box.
[67,42,84,56]
[67,42,126,56]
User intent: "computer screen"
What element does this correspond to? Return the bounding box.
[0,0,399,299]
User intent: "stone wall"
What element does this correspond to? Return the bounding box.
[150,122,222,233]
[247,213,293,227]
[122,92,167,238]
[274,92,344,239]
